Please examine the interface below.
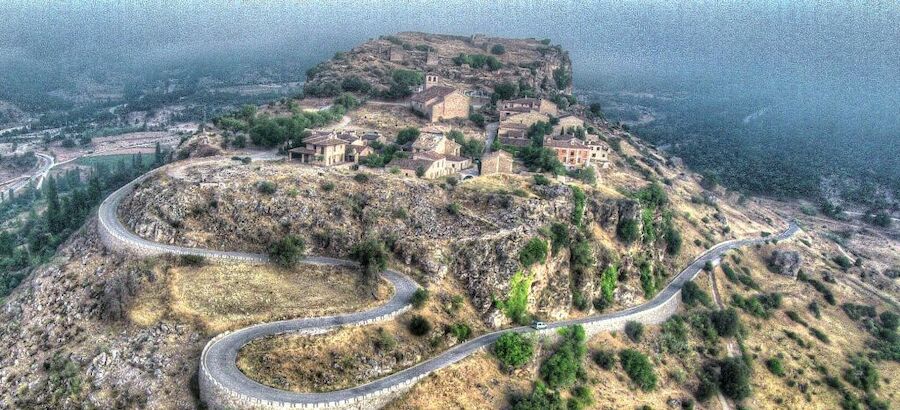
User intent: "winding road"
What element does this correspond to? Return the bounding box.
[96,163,799,409]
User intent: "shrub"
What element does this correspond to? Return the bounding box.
[494,332,533,368]
[617,218,640,243]
[373,327,397,351]
[548,222,569,253]
[539,325,586,389]
[682,281,711,307]
[408,315,432,336]
[710,308,740,337]
[569,239,594,274]
[177,254,206,266]
[518,237,548,267]
[808,301,822,319]
[639,261,657,297]
[350,239,388,281]
[833,255,852,270]
[449,322,472,340]
[719,357,752,400]
[353,173,370,183]
[766,357,786,377]
[269,235,306,267]
[410,288,429,309]
[880,311,899,332]
[533,174,551,186]
[660,316,690,355]
[570,186,586,225]
[842,303,877,321]
[469,112,485,128]
[809,327,831,344]
[320,181,335,192]
[592,349,616,370]
[446,202,461,215]
[396,127,420,145]
[490,44,506,55]
[256,180,277,194]
[511,383,564,410]
[619,349,657,391]
[625,321,644,342]
[844,356,879,391]
[704,260,714,272]
[498,270,534,324]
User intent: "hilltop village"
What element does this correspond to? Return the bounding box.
[213,32,614,184]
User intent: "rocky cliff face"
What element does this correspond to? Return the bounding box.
[120,160,663,327]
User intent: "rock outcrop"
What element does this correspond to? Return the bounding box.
[770,249,802,278]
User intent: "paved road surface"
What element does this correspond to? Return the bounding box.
[98,163,798,407]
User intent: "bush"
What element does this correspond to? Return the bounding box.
[619,349,657,391]
[880,311,899,332]
[518,237,548,267]
[625,321,644,342]
[353,173,370,183]
[408,315,432,336]
[682,281,711,307]
[539,326,586,389]
[269,235,306,267]
[511,383,564,410]
[844,356,879,391]
[494,332,533,368]
[449,322,472,340]
[533,174,551,186]
[445,202,461,215]
[350,239,388,281]
[833,255,853,270]
[373,327,397,351]
[256,180,277,194]
[592,349,616,370]
[766,357,786,377]
[710,308,741,337]
[570,186,586,225]
[177,254,206,267]
[396,127,420,145]
[490,44,506,55]
[469,112,485,128]
[410,288,429,309]
[499,270,533,324]
[617,218,640,243]
[719,357,752,400]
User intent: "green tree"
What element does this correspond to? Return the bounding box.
[44,176,62,234]
[617,218,640,244]
[719,358,752,400]
[540,325,586,389]
[350,239,388,282]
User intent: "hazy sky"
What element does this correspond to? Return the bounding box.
[1,0,897,119]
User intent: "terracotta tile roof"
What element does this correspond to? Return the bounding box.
[289,147,316,154]
[445,154,470,163]
[412,151,444,161]
[310,137,347,147]
[410,86,457,104]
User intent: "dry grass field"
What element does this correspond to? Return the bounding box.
[129,261,387,333]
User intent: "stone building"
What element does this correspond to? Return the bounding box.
[390,157,446,179]
[544,136,610,169]
[411,129,461,156]
[480,150,514,175]
[289,130,375,166]
[497,122,530,147]
[498,98,558,120]
[410,86,470,123]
